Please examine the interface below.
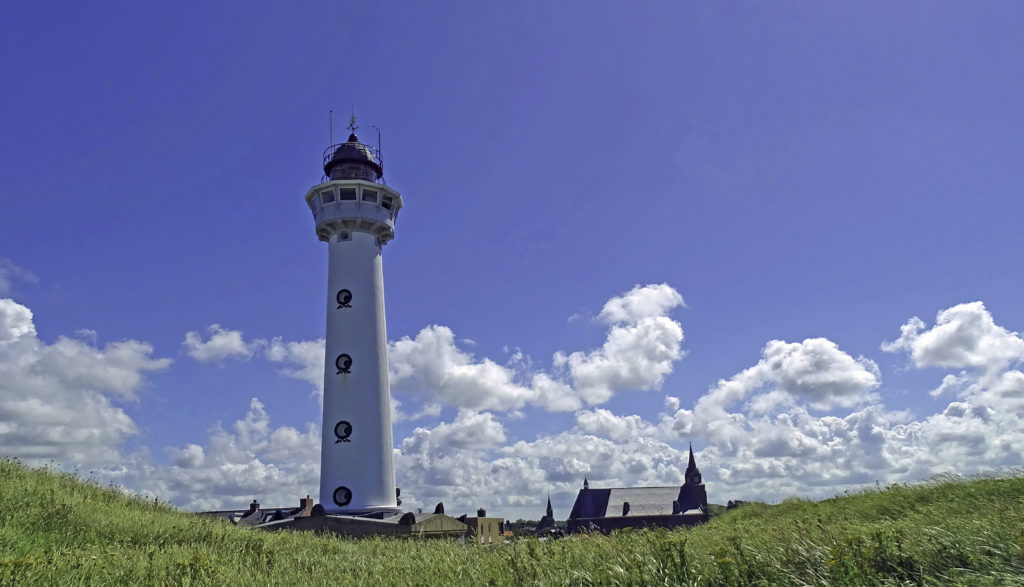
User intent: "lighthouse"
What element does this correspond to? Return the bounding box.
[303,118,403,514]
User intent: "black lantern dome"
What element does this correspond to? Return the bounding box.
[323,133,383,182]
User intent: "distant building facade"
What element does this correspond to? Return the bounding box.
[462,509,504,544]
[567,445,710,533]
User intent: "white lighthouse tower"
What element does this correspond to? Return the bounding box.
[304,118,403,514]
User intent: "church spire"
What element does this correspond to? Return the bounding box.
[546,495,553,518]
[583,476,589,490]
[685,442,702,485]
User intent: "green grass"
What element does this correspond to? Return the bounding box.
[1,459,1023,585]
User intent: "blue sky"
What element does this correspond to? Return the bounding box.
[2,1,1024,519]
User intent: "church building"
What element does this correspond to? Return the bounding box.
[533,496,558,535]
[566,445,710,533]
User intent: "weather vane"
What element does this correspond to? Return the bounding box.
[348,107,358,134]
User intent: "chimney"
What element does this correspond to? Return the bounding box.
[477,508,486,517]
[298,495,314,517]
[248,499,259,514]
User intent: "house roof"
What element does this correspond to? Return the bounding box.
[569,486,681,519]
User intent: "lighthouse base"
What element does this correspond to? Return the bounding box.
[258,510,468,539]
[317,505,404,517]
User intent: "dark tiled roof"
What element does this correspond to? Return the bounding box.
[570,486,681,519]
[607,487,680,516]
[569,488,610,519]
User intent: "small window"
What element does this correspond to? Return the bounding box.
[321,189,336,204]
[381,196,393,211]
[362,189,378,203]
[339,188,357,200]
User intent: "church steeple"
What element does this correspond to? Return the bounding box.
[676,442,709,515]
[685,443,702,485]
[546,495,553,518]
[583,477,589,490]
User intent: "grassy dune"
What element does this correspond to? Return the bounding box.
[1,459,1023,585]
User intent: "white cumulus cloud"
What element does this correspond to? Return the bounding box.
[394,408,693,518]
[0,298,170,467]
[685,337,881,449]
[597,283,685,324]
[183,324,259,363]
[0,298,36,341]
[101,397,322,512]
[882,301,1024,373]
[884,301,1024,414]
[556,314,685,405]
[264,337,326,399]
[390,284,687,412]
[389,325,539,411]
[183,285,688,415]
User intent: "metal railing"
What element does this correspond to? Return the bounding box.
[323,140,383,170]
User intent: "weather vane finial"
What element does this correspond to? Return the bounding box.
[348,107,358,134]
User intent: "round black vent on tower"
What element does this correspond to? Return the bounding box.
[333,486,353,507]
[336,289,352,308]
[335,354,352,374]
[334,420,352,443]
